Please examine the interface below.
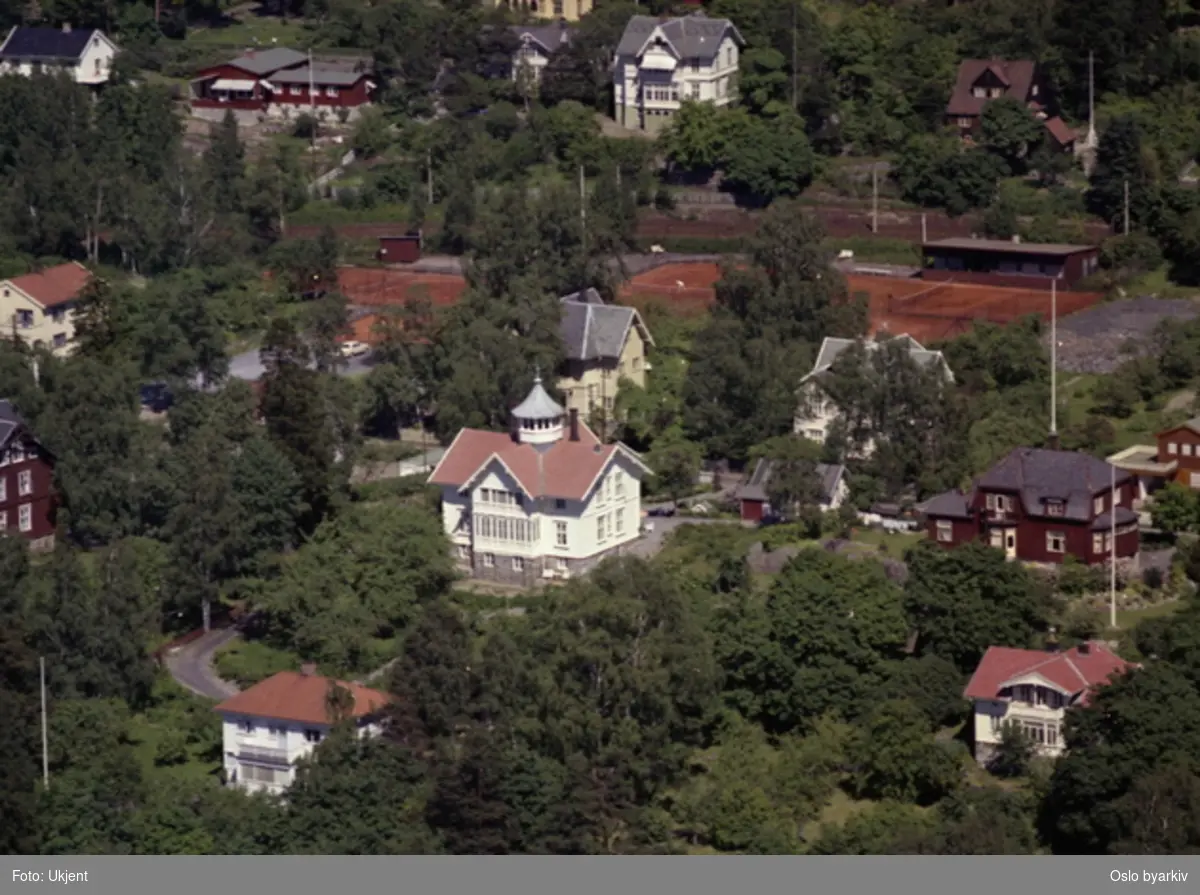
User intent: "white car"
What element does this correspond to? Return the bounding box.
[339,340,369,358]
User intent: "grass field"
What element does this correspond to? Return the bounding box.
[183,16,314,49]
[129,677,223,786]
[1061,373,1193,452]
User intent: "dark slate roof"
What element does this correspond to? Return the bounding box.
[918,490,972,520]
[0,399,26,447]
[735,457,845,506]
[977,448,1132,522]
[561,287,604,305]
[616,12,744,61]
[559,298,650,362]
[226,47,307,75]
[804,334,953,385]
[0,26,98,62]
[1091,507,1139,531]
[510,23,574,54]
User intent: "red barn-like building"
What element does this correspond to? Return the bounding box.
[920,447,1139,566]
[0,399,55,549]
[190,47,376,122]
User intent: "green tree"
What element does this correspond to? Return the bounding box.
[1086,114,1161,230]
[230,436,303,574]
[1151,483,1200,534]
[205,110,246,214]
[658,101,729,179]
[646,430,702,506]
[722,110,817,203]
[0,537,39,853]
[989,720,1036,779]
[904,541,1051,673]
[980,96,1044,174]
[848,699,962,804]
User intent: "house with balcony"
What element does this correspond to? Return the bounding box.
[0,262,91,357]
[920,447,1139,566]
[0,399,56,550]
[613,12,743,134]
[509,22,574,87]
[965,640,1132,764]
[486,0,593,22]
[792,334,953,452]
[1108,417,1200,505]
[427,374,651,585]
[557,288,653,429]
[0,25,118,85]
[214,666,391,795]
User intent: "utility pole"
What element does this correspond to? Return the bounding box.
[426,150,434,205]
[579,163,587,251]
[871,165,878,234]
[308,49,315,117]
[1110,460,1118,630]
[40,656,48,788]
[1086,50,1097,149]
[791,1,798,112]
[1123,179,1130,235]
[1050,278,1057,444]
[921,213,927,244]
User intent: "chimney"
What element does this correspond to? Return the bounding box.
[1077,641,1091,656]
[61,22,71,33]
[568,408,580,442]
[300,662,317,676]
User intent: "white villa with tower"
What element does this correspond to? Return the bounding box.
[427,375,651,585]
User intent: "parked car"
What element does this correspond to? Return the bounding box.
[340,340,369,358]
[647,506,676,517]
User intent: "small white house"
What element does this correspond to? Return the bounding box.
[612,12,744,134]
[793,334,953,453]
[963,641,1132,765]
[428,375,651,585]
[213,667,390,794]
[0,25,118,86]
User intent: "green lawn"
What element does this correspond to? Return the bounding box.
[183,17,314,49]
[129,677,223,786]
[847,527,924,557]
[1101,597,1184,632]
[1061,374,1192,452]
[214,638,302,688]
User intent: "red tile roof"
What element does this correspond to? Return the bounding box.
[964,642,1132,705]
[6,262,91,309]
[428,424,647,500]
[214,670,391,726]
[946,59,1037,118]
[1044,115,1077,146]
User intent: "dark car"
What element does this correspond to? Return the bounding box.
[139,382,174,413]
[647,506,677,517]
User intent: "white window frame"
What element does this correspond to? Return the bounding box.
[0,510,6,528]
[1093,495,1104,514]
[326,86,338,98]
[1190,472,1200,488]
[482,553,495,568]
[289,85,300,96]
[616,508,625,535]
[597,514,607,543]
[1092,533,1104,553]
[512,557,524,572]
[936,520,953,543]
[1169,442,1179,455]
[17,470,31,496]
[1046,531,1066,554]
[456,545,468,560]
[555,521,568,548]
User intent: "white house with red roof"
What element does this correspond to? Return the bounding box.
[427,374,651,585]
[0,262,91,357]
[213,665,391,794]
[964,640,1132,764]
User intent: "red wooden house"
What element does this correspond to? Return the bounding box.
[0,399,55,550]
[190,47,376,121]
[920,447,1139,565]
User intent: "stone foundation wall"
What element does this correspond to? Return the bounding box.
[461,543,631,587]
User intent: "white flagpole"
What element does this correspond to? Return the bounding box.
[1050,279,1057,440]
[1110,462,1117,630]
[40,656,49,787]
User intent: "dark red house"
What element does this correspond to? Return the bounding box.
[0,399,55,549]
[190,47,376,120]
[946,58,1076,151]
[920,447,1139,565]
[377,233,422,264]
[921,238,1100,291]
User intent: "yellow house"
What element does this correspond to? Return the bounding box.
[489,0,593,22]
[557,288,653,429]
[0,262,91,357]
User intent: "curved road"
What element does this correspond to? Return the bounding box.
[164,628,242,701]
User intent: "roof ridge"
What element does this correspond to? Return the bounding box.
[582,303,593,359]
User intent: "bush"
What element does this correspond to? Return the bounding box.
[153,729,190,767]
[1143,566,1165,589]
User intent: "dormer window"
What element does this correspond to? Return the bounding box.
[972,86,986,98]
[1046,500,1064,517]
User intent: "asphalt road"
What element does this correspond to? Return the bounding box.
[163,628,242,701]
[227,350,375,382]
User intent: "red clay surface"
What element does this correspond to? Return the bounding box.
[850,275,1102,343]
[619,261,721,317]
[336,267,466,308]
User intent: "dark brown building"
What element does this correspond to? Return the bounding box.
[946,58,1076,150]
[376,233,422,264]
[0,399,55,549]
[920,447,1139,565]
[921,238,1100,291]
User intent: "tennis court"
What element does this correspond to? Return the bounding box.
[336,267,467,308]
